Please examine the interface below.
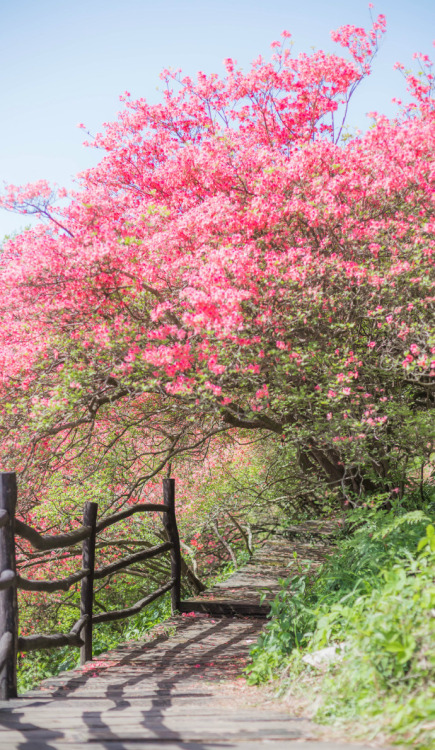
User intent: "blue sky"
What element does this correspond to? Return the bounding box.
[1,0,434,237]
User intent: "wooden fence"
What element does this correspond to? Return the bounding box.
[0,472,181,700]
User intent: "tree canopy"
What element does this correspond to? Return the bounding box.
[0,12,434,508]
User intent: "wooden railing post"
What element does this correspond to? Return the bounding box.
[80,501,98,665]
[163,478,181,614]
[0,472,18,700]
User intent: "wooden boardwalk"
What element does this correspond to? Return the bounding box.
[180,527,334,616]
[0,529,379,749]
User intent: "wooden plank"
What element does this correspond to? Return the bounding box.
[179,599,270,617]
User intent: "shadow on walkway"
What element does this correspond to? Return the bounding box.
[0,616,271,750]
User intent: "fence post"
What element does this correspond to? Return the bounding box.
[80,501,98,665]
[0,473,18,700]
[163,478,181,614]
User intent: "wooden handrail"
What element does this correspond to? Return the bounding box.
[0,473,184,698]
[93,579,176,625]
[17,614,90,653]
[93,542,173,580]
[17,569,90,593]
[14,518,92,551]
[70,614,90,636]
[96,503,170,533]
[18,631,83,652]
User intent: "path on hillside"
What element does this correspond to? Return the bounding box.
[180,521,335,616]
[0,524,381,749]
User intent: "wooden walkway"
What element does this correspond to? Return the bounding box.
[0,528,379,749]
[180,525,334,616]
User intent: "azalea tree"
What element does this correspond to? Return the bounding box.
[0,11,434,512]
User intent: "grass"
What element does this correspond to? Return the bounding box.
[245,488,435,749]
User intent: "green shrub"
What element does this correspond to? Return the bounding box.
[246,491,435,748]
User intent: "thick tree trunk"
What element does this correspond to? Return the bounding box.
[298,444,383,505]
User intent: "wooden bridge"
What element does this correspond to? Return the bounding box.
[0,473,378,748]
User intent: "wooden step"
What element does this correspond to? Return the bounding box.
[179,599,271,617]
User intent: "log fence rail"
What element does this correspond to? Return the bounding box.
[0,472,181,700]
